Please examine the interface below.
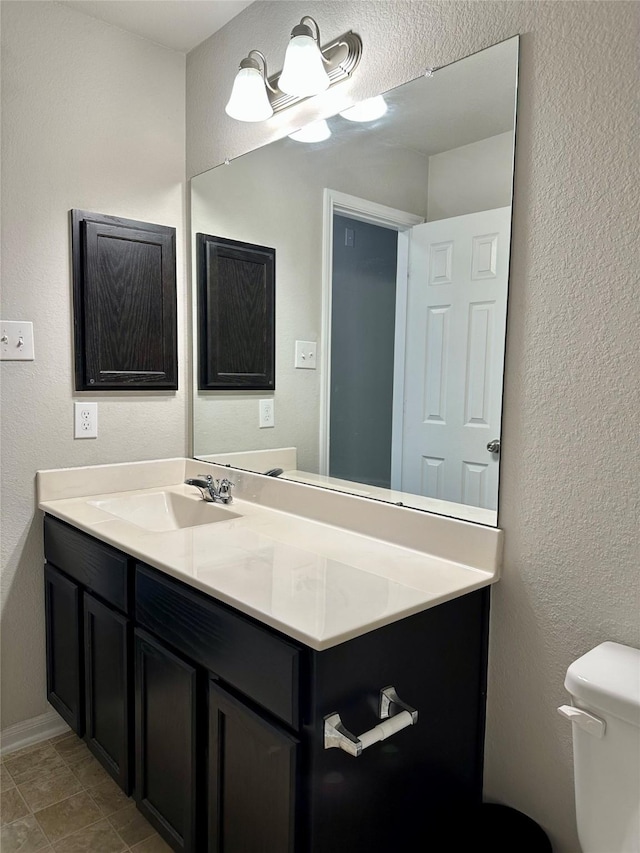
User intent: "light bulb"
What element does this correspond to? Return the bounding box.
[278,31,330,97]
[225,66,273,122]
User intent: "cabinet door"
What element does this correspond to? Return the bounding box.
[135,629,201,852]
[84,593,131,793]
[71,210,177,391]
[44,564,83,734]
[208,680,298,853]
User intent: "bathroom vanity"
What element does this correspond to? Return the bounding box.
[38,458,501,853]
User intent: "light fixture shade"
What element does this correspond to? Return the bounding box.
[225,66,274,122]
[288,119,331,143]
[340,95,388,123]
[278,34,330,97]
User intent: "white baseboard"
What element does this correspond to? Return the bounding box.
[0,709,70,756]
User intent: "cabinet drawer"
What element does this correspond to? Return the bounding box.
[44,516,129,613]
[135,565,300,729]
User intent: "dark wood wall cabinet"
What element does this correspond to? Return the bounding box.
[43,514,490,853]
[71,210,177,391]
[197,233,275,390]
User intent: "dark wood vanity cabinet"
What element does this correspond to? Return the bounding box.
[134,563,300,852]
[134,562,489,853]
[44,515,490,853]
[83,593,131,791]
[208,681,298,852]
[134,629,201,852]
[43,516,133,793]
[44,563,83,733]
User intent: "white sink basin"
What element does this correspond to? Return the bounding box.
[89,491,241,532]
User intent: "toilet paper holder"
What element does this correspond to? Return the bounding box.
[324,685,418,757]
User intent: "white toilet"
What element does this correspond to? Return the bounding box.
[559,641,640,853]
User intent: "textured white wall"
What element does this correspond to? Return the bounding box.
[187,3,640,851]
[427,131,514,221]
[0,2,186,727]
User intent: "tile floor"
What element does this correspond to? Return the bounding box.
[1,731,172,853]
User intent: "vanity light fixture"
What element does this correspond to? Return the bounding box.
[339,94,388,122]
[226,16,362,123]
[288,119,331,143]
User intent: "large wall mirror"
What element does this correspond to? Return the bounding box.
[191,36,519,527]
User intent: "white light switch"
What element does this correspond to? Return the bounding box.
[0,320,34,360]
[295,340,317,369]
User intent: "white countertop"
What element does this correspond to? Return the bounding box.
[38,459,501,651]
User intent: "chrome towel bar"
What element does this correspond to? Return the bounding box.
[323,686,418,757]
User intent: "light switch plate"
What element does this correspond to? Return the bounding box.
[0,320,34,360]
[295,340,317,369]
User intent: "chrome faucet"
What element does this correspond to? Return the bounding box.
[184,474,234,505]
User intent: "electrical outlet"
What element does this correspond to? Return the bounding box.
[259,399,274,428]
[74,402,98,438]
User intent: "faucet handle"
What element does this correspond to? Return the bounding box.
[217,478,235,502]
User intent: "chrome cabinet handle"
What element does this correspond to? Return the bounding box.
[487,439,501,454]
[323,686,418,758]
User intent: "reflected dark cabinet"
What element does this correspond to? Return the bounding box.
[134,630,201,853]
[71,210,177,391]
[197,233,275,390]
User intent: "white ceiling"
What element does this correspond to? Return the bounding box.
[59,0,254,52]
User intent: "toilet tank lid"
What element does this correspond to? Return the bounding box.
[565,642,640,726]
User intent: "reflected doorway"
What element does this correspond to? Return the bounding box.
[329,216,398,488]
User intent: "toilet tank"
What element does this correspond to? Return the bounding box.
[562,641,640,853]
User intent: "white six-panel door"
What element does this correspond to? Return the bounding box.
[398,207,511,510]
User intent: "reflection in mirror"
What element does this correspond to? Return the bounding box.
[191,36,519,527]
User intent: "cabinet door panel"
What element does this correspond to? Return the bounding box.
[44,564,83,733]
[208,681,297,853]
[135,629,200,852]
[84,593,131,793]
